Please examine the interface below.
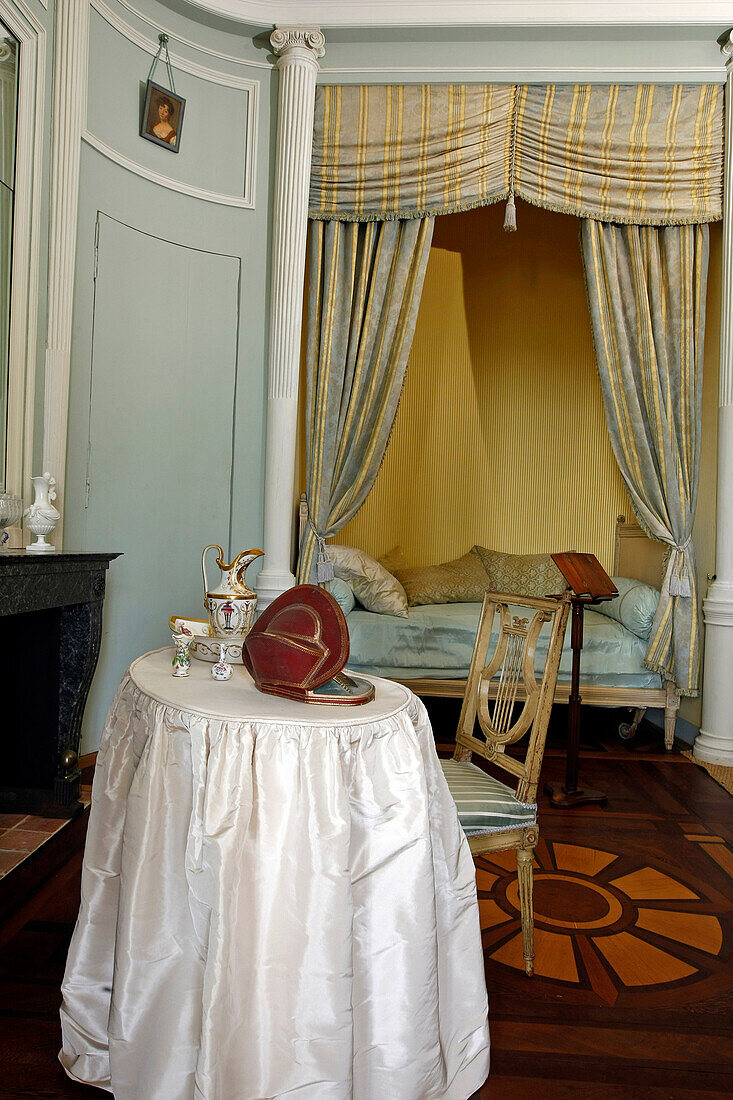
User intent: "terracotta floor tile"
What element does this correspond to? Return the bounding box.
[14,816,67,835]
[0,849,26,874]
[0,814,27,829]
[0,830,52,854]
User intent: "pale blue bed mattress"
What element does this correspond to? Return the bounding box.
[344,602,663,688]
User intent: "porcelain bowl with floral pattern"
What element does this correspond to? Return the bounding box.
[168,615,244,664]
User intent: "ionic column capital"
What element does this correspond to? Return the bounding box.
[719,28,733,70]
[270,26,325,67]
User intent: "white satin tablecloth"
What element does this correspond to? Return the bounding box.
[60,648,490,1099]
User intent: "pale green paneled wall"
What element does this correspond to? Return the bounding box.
[65,0,273,749]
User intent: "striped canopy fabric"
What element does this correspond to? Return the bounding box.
[516,84,723,225]
[309,82,723,225]
[582,220,707,696]
[298,216,435,584]
[310,83,514,222]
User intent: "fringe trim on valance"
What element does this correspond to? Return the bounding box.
[308,187,722,226]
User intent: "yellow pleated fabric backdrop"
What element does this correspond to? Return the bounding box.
[337,201,631,571]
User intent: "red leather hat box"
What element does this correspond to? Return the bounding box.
[243,584,374,705]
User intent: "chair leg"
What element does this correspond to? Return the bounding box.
[516,846,535,977]
[664,680,681,752]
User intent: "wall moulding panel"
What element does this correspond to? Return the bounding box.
[88,0,258,207]
[107,0,270,69]
[1,0,45,502]
[91,0,261,90]
[318,66,726,82]
[81,131,256,208]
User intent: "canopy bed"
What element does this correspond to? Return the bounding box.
[295,79,724,731]
[300,501,681,746]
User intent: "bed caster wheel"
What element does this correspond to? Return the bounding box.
[618,721,636,742]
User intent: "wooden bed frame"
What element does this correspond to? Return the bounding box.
[298,501,680,748]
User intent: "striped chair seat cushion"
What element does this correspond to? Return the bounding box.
[441,758,537,835]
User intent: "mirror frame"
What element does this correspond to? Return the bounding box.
[1,0,44,506]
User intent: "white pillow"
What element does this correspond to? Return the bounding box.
[327,544,408,617]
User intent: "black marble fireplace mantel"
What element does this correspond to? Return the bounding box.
[0,552,120,817]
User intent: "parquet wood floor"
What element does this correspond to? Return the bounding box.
[0,713,730,1098]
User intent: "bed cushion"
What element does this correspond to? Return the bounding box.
[441,758,537,834]
[591,576,660,639]
[327,544,408,617]
[394,549,490,606]
[342,602,663,688]
[474,546,565,598]
[328,577,356,616]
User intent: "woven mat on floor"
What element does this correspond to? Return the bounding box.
[682,749,733,796]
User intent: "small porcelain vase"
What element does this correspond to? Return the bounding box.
[172,633,193,676]
[211,642,233,681]
[24,472,60,553]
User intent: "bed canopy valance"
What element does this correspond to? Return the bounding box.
[309,83,723,225]
[300,80,724,697]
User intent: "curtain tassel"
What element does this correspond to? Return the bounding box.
[669,562,691,597]
[503,193,517,232]
[669,540,692,598]
[304,496,335,584]
[316,542,335,583]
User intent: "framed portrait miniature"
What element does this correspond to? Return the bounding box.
[141,80,185,153]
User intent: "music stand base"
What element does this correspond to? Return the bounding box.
[544,781,608,809]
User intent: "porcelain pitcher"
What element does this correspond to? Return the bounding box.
[202,544,264,641]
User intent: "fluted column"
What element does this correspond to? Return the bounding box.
[696,31,733,765]
[42,0,90,547]
[257,26,324,609]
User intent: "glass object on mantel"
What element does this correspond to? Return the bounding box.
[0,490,22,549]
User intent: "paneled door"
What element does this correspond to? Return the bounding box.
[81,213,241,744]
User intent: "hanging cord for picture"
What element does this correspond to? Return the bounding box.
[504,84,520,232]
[148,32,176,93]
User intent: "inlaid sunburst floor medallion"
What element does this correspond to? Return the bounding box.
[476,840,729,1006]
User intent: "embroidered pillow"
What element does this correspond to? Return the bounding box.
[591,576,660,639]
[474,546,565,598]
[327,544,409,617]
[394,549,490,606]
[378,546,408,574]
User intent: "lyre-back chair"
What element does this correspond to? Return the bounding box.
[440,590,571,976]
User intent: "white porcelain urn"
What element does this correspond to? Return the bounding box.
[25,472,61,552]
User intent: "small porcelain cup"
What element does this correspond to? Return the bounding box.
[172,632,193,676]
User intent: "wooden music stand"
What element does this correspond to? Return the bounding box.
[543,552,618,809]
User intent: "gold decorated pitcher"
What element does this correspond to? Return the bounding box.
[202,544,264,641]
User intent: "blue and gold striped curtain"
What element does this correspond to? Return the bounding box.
[582,220,708,695]
[310,83,723,225]
[298,217,434,583]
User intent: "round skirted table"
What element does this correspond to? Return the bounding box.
[60,648,490,1099]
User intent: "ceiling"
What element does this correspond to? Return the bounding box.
[180,0,733,31]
